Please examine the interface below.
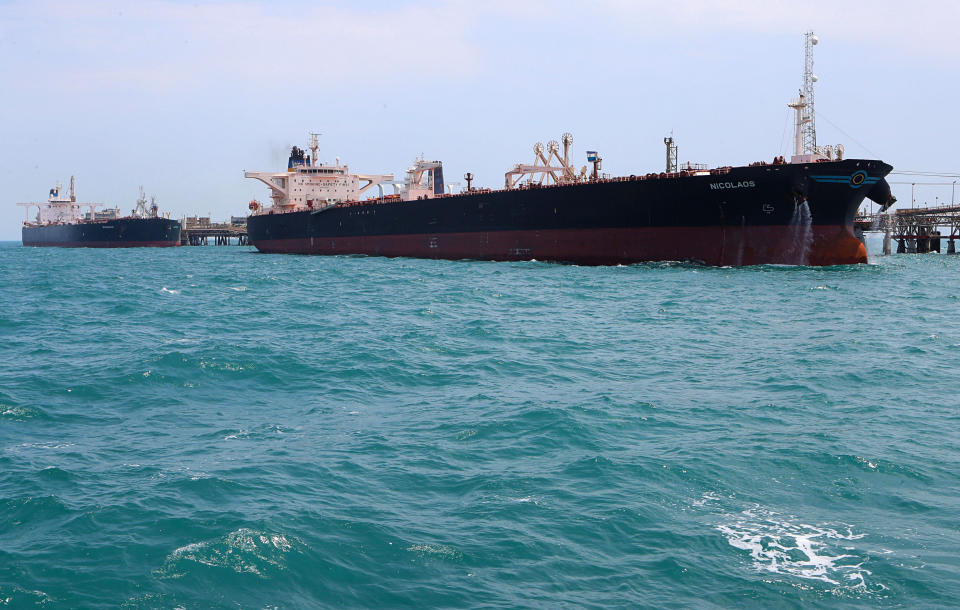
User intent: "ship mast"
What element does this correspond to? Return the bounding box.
[309,132,321,167]
[788,31,827,162]
[801,30,819,155]
[788,94,807,159]
[664,136,678,173]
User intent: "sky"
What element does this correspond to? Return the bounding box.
[1,0,958,239]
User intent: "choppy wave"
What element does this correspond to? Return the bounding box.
[0,405,50,421]
[0,586,52,607]
[406,543,463,561]
[0,242,959,606]
[157,528,300,579]
[717,506,872,589]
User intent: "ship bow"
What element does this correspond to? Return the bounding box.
[806,160,893,265]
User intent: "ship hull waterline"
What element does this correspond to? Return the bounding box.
[21,240,180,248]
[247,159,892,266]
[22,217,181,248]
[250,225,865,267]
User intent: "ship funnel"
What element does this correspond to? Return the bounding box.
[433,163,444,195]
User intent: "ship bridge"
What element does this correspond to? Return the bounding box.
[246,135,393,213]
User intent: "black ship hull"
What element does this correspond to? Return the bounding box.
[248,159,894,266]
[22,217,181,248]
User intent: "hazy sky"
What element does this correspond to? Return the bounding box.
[2,0,958,239]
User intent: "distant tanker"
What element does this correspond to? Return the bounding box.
[18,180,180,248]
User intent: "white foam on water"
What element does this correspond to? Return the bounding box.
[198,358,244,372]
[406,543,463,560]
[0,588,51,606]
[1,406,40,419]
[159,528,299,579]
[717,506,869,588]
[171,541,204,556]
[160,287,180,295]
[455,429,478,441]
[20,441,76,450]
[692,491,721,507]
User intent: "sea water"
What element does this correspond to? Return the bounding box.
[1,239,958,608]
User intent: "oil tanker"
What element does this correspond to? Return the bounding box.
[18,180,180,248]
[246,32,898,267]
[245,131,894,266]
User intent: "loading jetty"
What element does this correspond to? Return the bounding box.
[180,216,248,246]
[856,204,960,254]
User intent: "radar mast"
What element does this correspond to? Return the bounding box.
[801,30,819,155]
[309,132,321,167]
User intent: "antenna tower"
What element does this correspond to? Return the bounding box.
[309,132,321,167]
[801,31,819,155]
[664,136,678,173]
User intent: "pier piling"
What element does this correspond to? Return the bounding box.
[856,204,960,256]
[179,216,248,246]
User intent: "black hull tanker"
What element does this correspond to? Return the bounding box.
[246,152,894,266]
[22,217,181,248]
[18,182,180,248]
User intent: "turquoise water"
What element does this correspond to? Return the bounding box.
[1,239,959,608]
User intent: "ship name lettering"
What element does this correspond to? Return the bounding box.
[709,180,756,190]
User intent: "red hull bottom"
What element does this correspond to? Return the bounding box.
[252,225,867,266]
[22,241,180,248]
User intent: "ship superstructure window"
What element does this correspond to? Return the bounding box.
[298,168,344,175]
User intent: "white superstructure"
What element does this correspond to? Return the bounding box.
[246,134,394,214]
[401,158,445,201]
[17,179,167,226]
[17,177,106,226]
